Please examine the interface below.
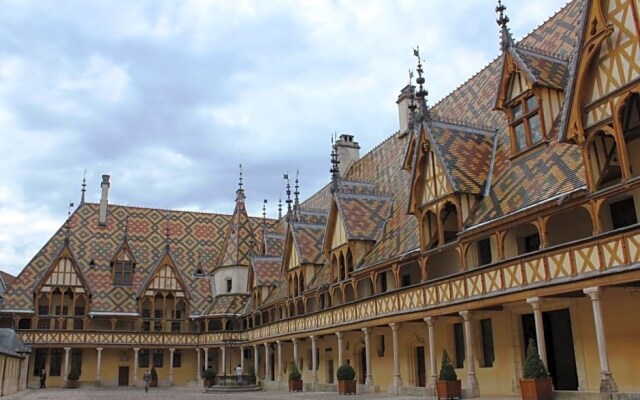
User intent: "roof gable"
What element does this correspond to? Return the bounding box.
[136,248,189,300]
[36,239,91,296]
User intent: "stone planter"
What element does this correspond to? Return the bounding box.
[338,380,356,395]
[520,378,553,400]
[289,379,303,392]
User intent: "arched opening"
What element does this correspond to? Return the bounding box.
[332,287,343,306]
[375,270,396,293]
[587,130,622,190]
[547,207,593,246]
[289,302,296,317]
[399,260,421,287]
[346,249,354,276]
[504,223,540,258]
[465,236,498,268]
[307,297,318,313]
[620,93,640,179]
[299,271,305,293]
[289,276,294,297]
[262,311,270,324]
[293,276,299,297]
[427,249,462,280]
[339,253,346,281]
[332,255,339,283]
[344,283,355,303]
[599,190,640,232]
[356,278,374,299]
[422,210,438,250]
[296,300,305,315]
[441,202,460,244]
[210,319,222,331]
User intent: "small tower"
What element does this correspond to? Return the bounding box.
[496,0,513,52]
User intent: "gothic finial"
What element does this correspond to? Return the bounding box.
[496,0,513,51]
[408,72,418,129]
[238,163,243,191]
[262,199,267,221]
[413,46,430,122]
[80,170,87,204]
[65,201,74,243]
[284,173,292,219]
[278,197,282,219]
[236,164,246,202]
[330,134,340,192]
[294,171,300,222]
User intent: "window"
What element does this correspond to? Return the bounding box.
[173,349,181,368]
[50,348,63,376]
[509,95,543,154]
[226,278,233,293]
[478,238,492,266]
[112,260,133,286]
[379,273,388,293]
[38,305,49,316]
[153,349,163,368]
[34,349,47,376]
[522,233,540,254]
[401,273,411,287]
[154,321,163,332]
[479,319,495,368]
[610,197,638,229]
[142,321,151,332]
[139,350,149,368]
[18,319,31,329]
[453,323,465,369]
[171,322,181,333]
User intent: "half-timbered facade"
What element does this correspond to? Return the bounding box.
[2,0,640,397]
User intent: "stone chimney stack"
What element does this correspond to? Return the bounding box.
[396,84,416,133]
[99,174,110,226]
[335,134,360,176]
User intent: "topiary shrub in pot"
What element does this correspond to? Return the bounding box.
[202,368,216,388]
[288,362,303,392]
[248,366,256,385]
[150,366,158,387]
[336,363,356,395]
[67,366,80,389]
[436,350,461,400]
[520,339,552,400]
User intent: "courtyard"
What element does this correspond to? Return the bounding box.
[0,387,519,400]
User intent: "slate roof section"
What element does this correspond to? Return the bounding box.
[0,329,30,357]
[203,293,249,315]
[251,256,282,286]
[2,203,273,315]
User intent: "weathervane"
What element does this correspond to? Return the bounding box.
[413,46,430,122]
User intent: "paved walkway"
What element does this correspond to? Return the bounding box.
[2,387,521,400]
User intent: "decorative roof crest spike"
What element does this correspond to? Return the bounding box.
[278,197,282,219]
[262,199,268,221]
[236,163,246,201]
[413,46,430,122]
[284,173,292,218]
[330,133,340,192]
[294,171,300,222]
[65,201,74,243]
[238,163,243,191]
[80,170,87,204]
[408,70,418,129]
[496,0,513,51]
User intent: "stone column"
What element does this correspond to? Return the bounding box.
[63,347,71,384]
[253,344,259,378]
[336,332,344,367]
[460,311,480,397]
[362,327,374,385]
[204,348,209,370]
[169,348,175,386]
[133,347,139,387]
[240,345,245,374]
[389,323,403,387]
[292,338,299,368]
[277,340,283,383]
[196,348,201,382]
[96,347,103,383]
[584,287,618,392]
[221,346,226,376]
[311,335,318,388]
[425,317,437,388]
[527,297,548,367]
[264,343,271,381]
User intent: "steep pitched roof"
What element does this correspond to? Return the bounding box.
[216,190,254,268]
[251,256,281,286]
[0,329,29,357]
[0,271,16,290]
[203,293,249,316]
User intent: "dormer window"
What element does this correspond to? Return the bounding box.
[112,255,133,286]
[510,94,542,154]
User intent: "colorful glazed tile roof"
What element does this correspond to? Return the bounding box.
[0,271,16,290]
[513,47,569,90]
[251,256,282,286]
[291,222,326,265]
[216,192,254,268]
[2,203,272,315]
[263,233,285,257]
[203,293,249,315]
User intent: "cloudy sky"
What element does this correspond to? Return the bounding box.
[0,0,568,276]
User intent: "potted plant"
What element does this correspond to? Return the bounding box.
[67,366,80,388]
[336,363,356,395]
[520,339,553,400]
[202,368,216,388]
[436,350,461,400]
[150,366,158,387]
[288,362,303,392]
[248,366,256,385]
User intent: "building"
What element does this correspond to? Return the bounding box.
[0,329,30,396]
[1,0,640,397]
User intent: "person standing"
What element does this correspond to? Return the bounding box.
[235,364,243,385]
[39,369,47,388]
[143,370,151,393]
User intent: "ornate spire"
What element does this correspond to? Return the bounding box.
[278,197,282,219]
[262,199,267,221]
[284,173,292,219]
[80,170,87,205]
[236,164,245,202]
[408,70,418,129]
[413,47,430,122]
[293,171,300,222]
[330,134,340,192]
[496,0,513,51]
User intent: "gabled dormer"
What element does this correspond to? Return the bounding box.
[137,247,189,332]
[559,0,640,192]
[110,237,136,286]
[494,1,569,156]
[35,230,91,330]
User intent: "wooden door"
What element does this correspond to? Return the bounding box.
[118,366,129,386]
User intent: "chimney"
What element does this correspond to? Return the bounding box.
[99,174,110,226]
[335,134,360,176]
[396,84,415,133]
